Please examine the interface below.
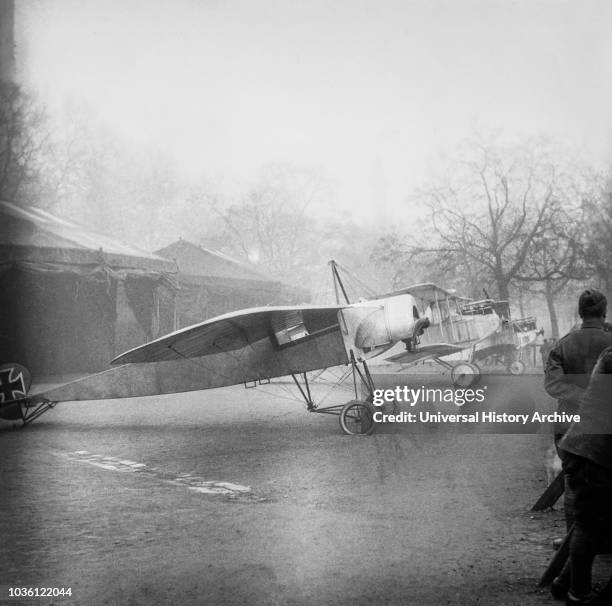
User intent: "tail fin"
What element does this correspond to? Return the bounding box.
[0,363,31,420]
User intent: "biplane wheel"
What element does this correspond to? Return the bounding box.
[339,400,376,436]
[508,360,525,375]
[450,362,480,389]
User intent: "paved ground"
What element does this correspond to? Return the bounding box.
[0,374,590,605]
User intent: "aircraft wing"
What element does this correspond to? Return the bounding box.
[384,343,464,365]
[25,306,351,405]
[113,305,345,364]
[374,282,467,304]
[85,305,349,395]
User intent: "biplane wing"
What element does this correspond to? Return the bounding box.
[377,283,500,369]
[375,283,468,305]
[384,344,464,365]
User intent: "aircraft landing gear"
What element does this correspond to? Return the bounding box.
[508,360,525,375]
[450,362,481,388]
[292,352,379,435]
[0,398,57,426]
[339,400,376,435]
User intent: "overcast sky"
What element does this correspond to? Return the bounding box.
[15,0,612,221]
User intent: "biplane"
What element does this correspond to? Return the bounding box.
[1,262,501,435]
[461,299,539,374]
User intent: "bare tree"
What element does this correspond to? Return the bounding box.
[0,82,49,204]
[391,140,579,303]
[514,200,585,337]
[35,105,185,250]
[200,164,331,286]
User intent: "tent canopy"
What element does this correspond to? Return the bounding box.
[1,201,177,374]
[155,239,308,325]
[155,239,273,284]
[0,200,176,274]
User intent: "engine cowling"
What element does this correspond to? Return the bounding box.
[348,294,420,350]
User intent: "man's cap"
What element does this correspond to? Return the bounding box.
[578,289,607,318]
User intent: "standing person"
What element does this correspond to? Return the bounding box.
[540,339,555,372]
[534,329,545,367]
[557,347,612,605]
[544,290,612,601]
[541,337,555,369]
[545,290,612,444]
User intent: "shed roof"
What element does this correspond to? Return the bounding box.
[0,200,176,273]
[156,239,274,283]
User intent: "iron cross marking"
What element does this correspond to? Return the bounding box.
[0,367,26,403]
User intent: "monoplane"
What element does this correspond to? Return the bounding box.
[1,262,501,434]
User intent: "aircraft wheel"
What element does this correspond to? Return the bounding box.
[470,362,483,385]
[0,401,24,420]
[508,360,525,375]
[451,362,480,389]
[339,400,376,436]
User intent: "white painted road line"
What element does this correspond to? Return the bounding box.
[54,450,261,501]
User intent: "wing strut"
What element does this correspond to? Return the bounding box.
[329,259,351,304]
[328,259,377,304]
[0,398,57,426]
[291,372,315,410]
[290,351,376,416]
[349,350,376,398]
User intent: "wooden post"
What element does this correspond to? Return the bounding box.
[531,470,564,511]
